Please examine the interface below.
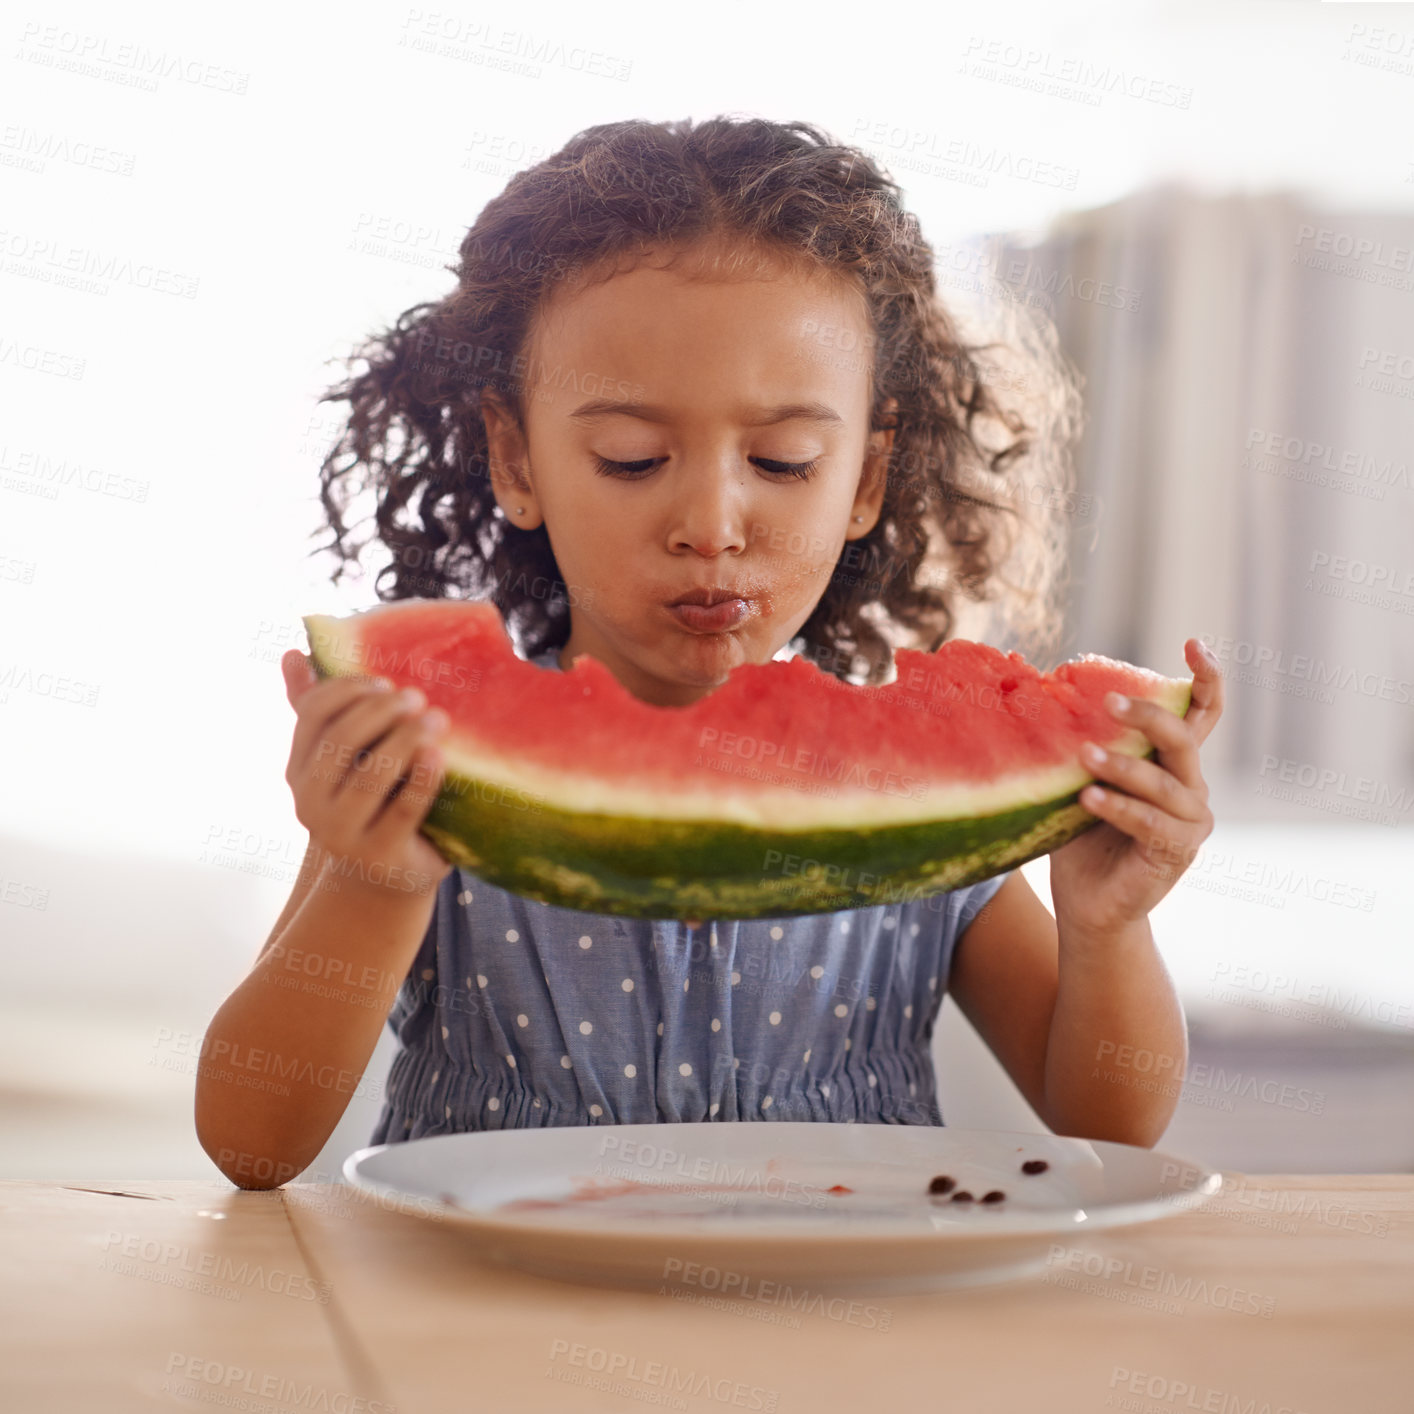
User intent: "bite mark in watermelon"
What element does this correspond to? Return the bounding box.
[301,600,1192,920]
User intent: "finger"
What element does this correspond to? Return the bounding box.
[281,650,318,708]
[1181,639,1226,747]
[289,677,402,780]
[1107,691,1205,795]
[1081,740,1208,821]
[371,732,446,838]
[318,690,432,796]
[1079,785,1209,859]
[330,712,443,828]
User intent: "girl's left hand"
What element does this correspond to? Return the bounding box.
[1047,638,1225,940]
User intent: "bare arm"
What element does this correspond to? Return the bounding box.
[196,835,362,1188]
[257,834,325,963]
[195,650,455,1189]
[949,871,1186,1146]
[947,872,1057,1124]
[194,868,439,1189]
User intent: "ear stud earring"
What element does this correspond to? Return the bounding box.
[853,515,863,523]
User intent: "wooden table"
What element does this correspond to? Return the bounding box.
[2,1174,1410,1413]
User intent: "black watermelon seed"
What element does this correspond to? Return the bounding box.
[1021,1159,1049,1175]
[980,1190,1006,1203]
[950,1190,974,1202]
[927,1174,956,1194]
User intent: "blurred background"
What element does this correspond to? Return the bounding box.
[3,0,1411,1182]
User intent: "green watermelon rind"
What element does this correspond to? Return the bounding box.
[300,614,1192,920]
[417,788,1106,920]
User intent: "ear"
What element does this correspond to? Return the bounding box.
[847,396,897,539]
[479,389,544,529]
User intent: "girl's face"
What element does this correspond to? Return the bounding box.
[480,243,896,707]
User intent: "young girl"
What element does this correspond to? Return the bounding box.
[195,117,1223,1190]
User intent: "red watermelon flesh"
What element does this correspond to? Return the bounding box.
[302,599,1192,917]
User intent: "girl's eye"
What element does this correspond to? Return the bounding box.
[593,456,660,478]
[755,458,819,481]
[592,455,819,481]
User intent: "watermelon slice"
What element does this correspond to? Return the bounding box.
[301,600,1192,920]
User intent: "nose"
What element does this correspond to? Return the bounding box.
[666,464,749,557]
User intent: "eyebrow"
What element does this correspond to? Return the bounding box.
[568,398,845,427]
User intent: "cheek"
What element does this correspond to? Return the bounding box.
[750,511,842,585]
[547,480,640,545]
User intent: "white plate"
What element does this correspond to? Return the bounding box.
[343,1123,1221,1294]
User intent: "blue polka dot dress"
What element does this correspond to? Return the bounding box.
[368,643,1013,1143]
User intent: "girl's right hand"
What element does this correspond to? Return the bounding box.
[280,651,456,899]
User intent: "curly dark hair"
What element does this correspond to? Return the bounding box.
[310,115,1080,684]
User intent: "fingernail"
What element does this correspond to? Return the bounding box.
[1107,692,1128,713]
[1083,742,1106,764]
[398,687,426,711]
[421,707,449,733]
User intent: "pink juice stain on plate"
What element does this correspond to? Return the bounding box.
[495,1161,852,1212]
